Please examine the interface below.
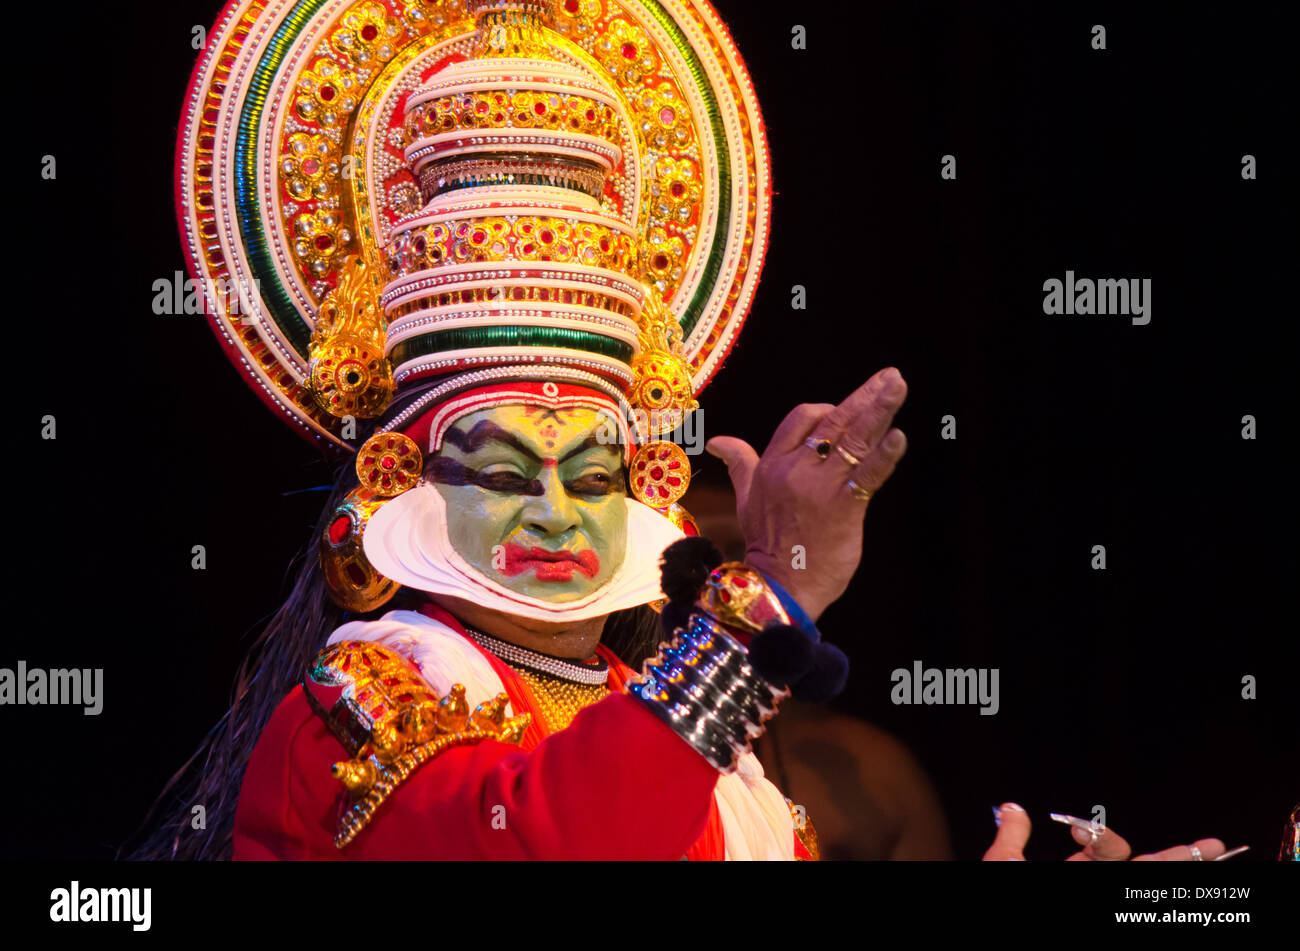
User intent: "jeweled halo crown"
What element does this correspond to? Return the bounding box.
[178,0,770,611]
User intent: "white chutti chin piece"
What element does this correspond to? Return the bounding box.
[364,481,685,622]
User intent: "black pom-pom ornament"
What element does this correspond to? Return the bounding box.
[658,536,723,605]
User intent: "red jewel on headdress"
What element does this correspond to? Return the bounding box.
[355,432,423,498]
[630,441,690,508]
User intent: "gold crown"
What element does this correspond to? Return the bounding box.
[307,0,697,437]
[179,0,770,451]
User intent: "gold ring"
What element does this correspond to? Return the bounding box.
[847,478,873,502]
[835,444,861,467]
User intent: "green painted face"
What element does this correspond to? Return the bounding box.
[427,404,628,602]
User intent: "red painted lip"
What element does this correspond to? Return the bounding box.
[501,543,600,581]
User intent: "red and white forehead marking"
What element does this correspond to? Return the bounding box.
[399,381,634,462]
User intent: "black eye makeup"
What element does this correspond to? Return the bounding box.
[426,454,626,498]
[426,456,544,496]
[433,422,626,498]
[562,467,626,497]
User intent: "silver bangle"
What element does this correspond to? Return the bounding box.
[660,618,780,728]
[629,611,788,773]
[630,669,741,767]
[652,652,764,744]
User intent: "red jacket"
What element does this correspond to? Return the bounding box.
[233,603,766,860]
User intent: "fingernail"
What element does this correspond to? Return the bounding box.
[1050,813,1103,844]
[1001,802,1026,814]
[992,806,1002,827]
[1213,845,1251,861]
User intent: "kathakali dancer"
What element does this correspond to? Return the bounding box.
[151,0,912,860]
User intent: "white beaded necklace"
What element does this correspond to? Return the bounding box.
[464,627,610,685]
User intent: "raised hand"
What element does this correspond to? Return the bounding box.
[705,367,909,621]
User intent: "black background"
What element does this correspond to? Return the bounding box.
[7,0,1294,862]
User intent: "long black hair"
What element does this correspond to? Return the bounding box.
[121,460,663,860]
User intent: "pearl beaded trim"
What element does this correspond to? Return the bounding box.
[379,363,635,435]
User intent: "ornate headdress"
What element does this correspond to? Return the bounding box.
[178,0,770,618]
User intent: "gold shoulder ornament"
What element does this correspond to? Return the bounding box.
[304,640,531,849]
